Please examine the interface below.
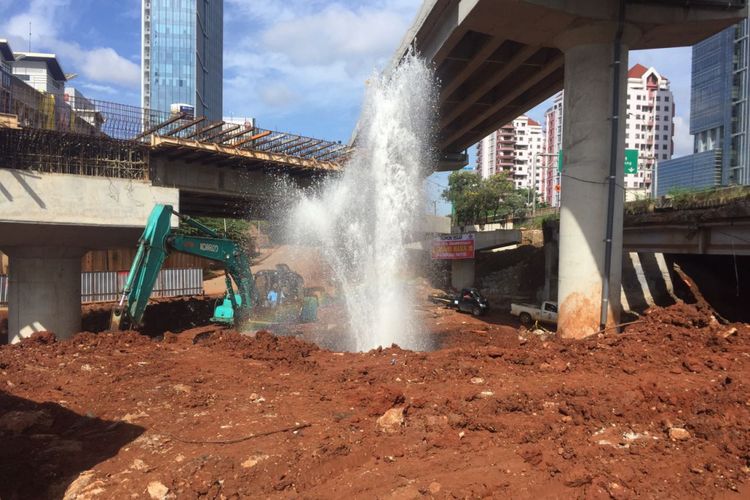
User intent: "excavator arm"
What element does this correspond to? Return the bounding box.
[111,204,254,330]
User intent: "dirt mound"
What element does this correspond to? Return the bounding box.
[198,329,319,364]
[0,302,748,498]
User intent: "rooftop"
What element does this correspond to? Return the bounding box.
[12,51,66,81]
[0,39,14,62]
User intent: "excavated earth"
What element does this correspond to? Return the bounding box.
[1,301,749,499]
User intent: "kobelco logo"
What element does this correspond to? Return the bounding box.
[200,243,219,253]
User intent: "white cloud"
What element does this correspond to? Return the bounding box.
[1,0,139,89]
[223,0,421,128]
[80,82,118,95]
[73,47,139,87]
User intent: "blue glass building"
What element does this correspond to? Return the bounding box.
[658,15,750,192]
[141,0,223,120]
[690,25,734,184]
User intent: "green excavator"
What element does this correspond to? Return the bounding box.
[110,204,254,330]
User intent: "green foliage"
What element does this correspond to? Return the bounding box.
[442,170,530,226]
[176,217,251,244]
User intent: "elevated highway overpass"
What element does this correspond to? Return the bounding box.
[394,0,746,337]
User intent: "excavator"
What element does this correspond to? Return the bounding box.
[110,204,254,330]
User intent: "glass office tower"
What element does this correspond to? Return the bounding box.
[658,14,750,194]
[141,0,223,120]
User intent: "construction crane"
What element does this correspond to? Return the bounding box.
[110,204,254,330]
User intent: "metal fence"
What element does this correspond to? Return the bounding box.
[0,268,203,305]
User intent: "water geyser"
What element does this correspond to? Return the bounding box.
[289,53,437,351]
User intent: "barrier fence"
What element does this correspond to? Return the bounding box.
[0,268,203,305]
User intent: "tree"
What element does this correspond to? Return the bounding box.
[442,170,529,226]
[175,216,251,244]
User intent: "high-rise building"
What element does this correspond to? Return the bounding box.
[476,115,544,191]
[542,91,564,207]
[511,116,545,191]
[477,123,514,179]
[142,0,224,120]
[624,64,675,199]
[657,16,750,195]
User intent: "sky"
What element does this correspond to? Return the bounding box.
[1,0,694,216]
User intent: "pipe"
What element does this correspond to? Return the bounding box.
[600,0,627,331]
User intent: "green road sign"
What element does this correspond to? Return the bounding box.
[557,149,563,172]
[624,149,639,175]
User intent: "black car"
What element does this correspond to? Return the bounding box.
[452,288,489,316]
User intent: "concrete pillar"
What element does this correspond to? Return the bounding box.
[451,259,475,290]
[4,247,84,344]
[555,24,636,338]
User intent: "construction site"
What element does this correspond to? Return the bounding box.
[2,0,750,498]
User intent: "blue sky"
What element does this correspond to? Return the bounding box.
[1,0,693,216]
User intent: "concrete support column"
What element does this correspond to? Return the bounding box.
[555,24,635,338]
[4,247,85,344]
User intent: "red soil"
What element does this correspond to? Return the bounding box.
[1,302,749,499]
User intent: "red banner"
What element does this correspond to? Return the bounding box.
[431,234,475,260]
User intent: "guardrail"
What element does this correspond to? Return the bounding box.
[0,268,203,305]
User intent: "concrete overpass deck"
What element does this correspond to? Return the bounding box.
[392,0,745,169]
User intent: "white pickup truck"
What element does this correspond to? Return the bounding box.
[510,301,558,326]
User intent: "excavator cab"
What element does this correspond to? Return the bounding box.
[211,293,242,324]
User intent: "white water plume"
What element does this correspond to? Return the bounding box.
[289,53,437,351]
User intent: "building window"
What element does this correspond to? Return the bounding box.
[665,96,670,102]
[662,154,667,159]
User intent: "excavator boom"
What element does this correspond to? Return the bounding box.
[111,204,254,329]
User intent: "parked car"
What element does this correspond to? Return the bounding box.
[510,301,558,326]
[429,288,489,316]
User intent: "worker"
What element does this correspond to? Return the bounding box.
[267,289,278,308]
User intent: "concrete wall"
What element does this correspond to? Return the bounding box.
[0,168,179,228]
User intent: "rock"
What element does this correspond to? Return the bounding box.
[131,459,150,471]
[121,411,149,423]
[241,454,269,468]
[470,377,484,385]
[147,481,170,500]
[428,482,442,494]
[0,410,53,434]
[80,364,93,372]
[722,327,738,339]
[172,384,191,394]
[63,470,96,500]
[376,407,404,433]
[669,427,691,441]
[563,467,593,487]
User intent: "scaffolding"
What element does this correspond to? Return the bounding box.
[2,76,350,179]
[0,127,149,180]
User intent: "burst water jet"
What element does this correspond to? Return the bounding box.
[289,53,437,351]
